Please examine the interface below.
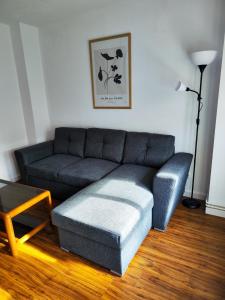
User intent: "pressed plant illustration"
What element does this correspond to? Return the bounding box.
[97,48,123,91]
[90,33,131,108]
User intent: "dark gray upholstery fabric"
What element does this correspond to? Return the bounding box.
[26,154,81,181]
[123,132,175,168]
[52,162,154,275]
[27,176,80,201]
[85,128,126,163]
[105,163,157,191]
[14,127,192,233]
[58,158,118,187]
[153,152,193,230]
[15,141,54,182]
[54,127,86,157]
[58,208,152,275]
[52,163,154,249]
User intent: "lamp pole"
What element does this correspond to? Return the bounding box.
[183,65,206,208]
[176,50,217,209]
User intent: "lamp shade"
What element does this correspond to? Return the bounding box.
[175,81,187,92]
[191,50,217,66]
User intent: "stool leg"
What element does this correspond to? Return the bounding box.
[46,192,52,218]
[46,192,53,232]
[4,215,17,257]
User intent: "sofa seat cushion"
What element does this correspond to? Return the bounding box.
[26,154,81,181]
[52,164,155,250]
[58,158,118,188]
[104,163,157,191]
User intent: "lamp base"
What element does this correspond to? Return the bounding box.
[182,198,201,209]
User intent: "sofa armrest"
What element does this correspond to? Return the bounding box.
[15,141,54,182]
[152,152,192,231]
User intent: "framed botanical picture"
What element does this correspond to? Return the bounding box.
[89,33,132,109]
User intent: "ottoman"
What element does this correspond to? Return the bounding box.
[52,166,154,275]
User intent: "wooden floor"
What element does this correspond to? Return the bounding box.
[0,204,225,300]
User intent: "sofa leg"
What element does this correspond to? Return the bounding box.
[61,246,70,253]
[153,227,166,232]
[110,270,122,277]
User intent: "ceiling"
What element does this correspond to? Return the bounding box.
[0,0,115,26]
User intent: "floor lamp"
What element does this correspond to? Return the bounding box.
[176,50,217,209]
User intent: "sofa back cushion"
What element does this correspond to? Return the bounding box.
[85,128,126,163]
[123,132,175,168]
[54,127,86,157]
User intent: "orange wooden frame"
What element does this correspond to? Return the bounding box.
[0,190,52,256]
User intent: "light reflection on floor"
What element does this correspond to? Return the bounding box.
[0,288,11,300]
[18,243,58,263]
[0,240,57,263]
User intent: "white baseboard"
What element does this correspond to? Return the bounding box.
[11,175,21,182]
[205,204,225,218]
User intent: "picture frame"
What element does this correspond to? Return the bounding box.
[89,33,132,109]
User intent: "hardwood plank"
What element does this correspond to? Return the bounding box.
[0,204,224,300]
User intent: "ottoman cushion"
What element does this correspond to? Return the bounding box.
[52,164,154,250]
[52,164,156,275]
[52,165,154,248]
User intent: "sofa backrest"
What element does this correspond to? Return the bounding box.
[85,128,126,163]
[123,132,175,168]
[54,127,86,157]
[54,127,175,167]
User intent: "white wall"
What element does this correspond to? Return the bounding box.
[0,21,51,181]
[10,21,37,144]
[207,35,225,217]
[0,23,28,180]
[40,0,225,198]
[20,23,51,142]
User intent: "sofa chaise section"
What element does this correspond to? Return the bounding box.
[52,163,154,275]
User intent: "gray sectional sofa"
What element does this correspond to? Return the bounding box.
[15,127,192,275]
